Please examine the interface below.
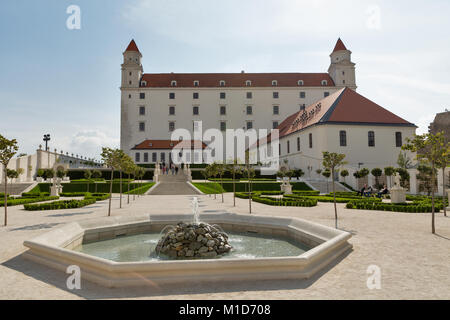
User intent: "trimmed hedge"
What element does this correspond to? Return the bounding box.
[192,182,224,194]
[293,190,321,196]
[346,199,442,213]
[21,192,50,198]
[30,182,148,194]
[235,192,317,207]
[85,193,111,201]
[0,196,60,207]
[24,198,96,211]
[124,183,155,195]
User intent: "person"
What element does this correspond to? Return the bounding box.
[365,185,373,197]
[357,184,367,197]
[377,185,389,198]
[171,163,175,175]
[175,166,179,175]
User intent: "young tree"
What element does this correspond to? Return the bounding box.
[6,169,17,186]
[116,150,129,209]
[371,168,383,189]
[340,169,349,182]
[37,168,45,179]
[84,169,92,192]
[416,163,436,196]
[123,158,135,204]
[322,151,347,229]
[207,163,219,200]
[397,151,412,169]
[16,168,24,182]
[0,135,18,226]
[402,131,449,234]
[91,169,102,193]
[321,169,331,193]
[215,163,226,203]
[101,147,122,217]
[226,159,243,206]
[293,169,305,181]
[384,166,395,189]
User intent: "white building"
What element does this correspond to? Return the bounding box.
[254,87,417,189]
[120,38,357,164]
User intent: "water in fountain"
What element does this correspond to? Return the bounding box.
[192,196,200,224]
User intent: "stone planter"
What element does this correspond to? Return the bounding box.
[390,187,406,204]
[36,177,44,183]
[281,182,292,195]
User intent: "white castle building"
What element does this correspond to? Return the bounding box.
[120,38,357,164]
[120,38,418,190]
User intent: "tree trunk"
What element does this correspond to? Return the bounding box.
[221,175,224,203]
[443,168,447,217]
[108,169,113,217]
[332,168,338,229]
[133,176,136,201]
[4,166,8,226]
[233,171,236,207]
[249,179,252,214]
[119,171,122,209]
[127,173,130,204]
[431,163,436,234]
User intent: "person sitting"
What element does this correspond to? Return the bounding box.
[365,186,373,197]
[377,185,389,198]
[357,184,367,197]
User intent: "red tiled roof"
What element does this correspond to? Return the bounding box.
[332,38,348,53]
[132,140,207,150]
[271,87,415,140]
[140,73,335,88]
[125,39,140,53]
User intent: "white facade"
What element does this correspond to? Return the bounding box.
[120,39,357,163]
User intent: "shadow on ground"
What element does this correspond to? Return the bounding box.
[2,249,352,299]
[47,211,94,218]
[9,223,61,232]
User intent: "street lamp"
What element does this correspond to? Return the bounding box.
[43,134,51,151]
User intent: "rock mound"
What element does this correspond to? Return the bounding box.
[155,222,232,258]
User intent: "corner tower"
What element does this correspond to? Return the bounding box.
[328,38,357,90]
[121,39,143,88]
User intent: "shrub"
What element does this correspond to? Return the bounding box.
[0,196,59,207]
[24,198,96,211]
[124,183,155,195]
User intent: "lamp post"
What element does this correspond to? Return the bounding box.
[43,134,50,151]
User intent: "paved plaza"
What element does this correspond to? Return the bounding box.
[0,193,449,300]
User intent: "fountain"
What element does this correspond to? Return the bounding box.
[155,197,232,258]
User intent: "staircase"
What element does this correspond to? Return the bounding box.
[306,180,351,194]
[0,183,35,195]
[148,172,202,195]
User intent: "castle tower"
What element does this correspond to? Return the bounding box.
[328,38,357,90]
[121,39,143,88]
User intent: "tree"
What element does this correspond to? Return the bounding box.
[123,157,135,204]
[322,169,331,193]
[402,131,449,234]
[371,168,383,189]
[416,163,437,196]
[56,169,66,180]
[384,166,395,189]
[293,169,305,180]
[92,169,102,193]
[316,169,322,176]
[206,163,219,200]
[215,162,226,203]
[16,168,24,182]
[322,151,347,229]
[101,147,122,217]
[6,169,17,186]
[116,150,130,209]
[226,159,243,207]
[340,169,349,182]
[45,169,55,180]
[37,169,45,179]
[84,169,92,192]
[0,135,18,226]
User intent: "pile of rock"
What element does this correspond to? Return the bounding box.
[155,222,232,258]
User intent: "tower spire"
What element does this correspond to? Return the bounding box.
[332,38,347,53]
[125,39,140,53]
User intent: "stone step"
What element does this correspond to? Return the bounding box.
[149,182,201,195]
[0,183,34,195]
[305,180,350,194]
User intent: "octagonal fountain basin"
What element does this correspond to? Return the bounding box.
[23,212,352,288]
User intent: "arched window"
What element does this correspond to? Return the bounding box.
[321,80,328,86]
[193,80,199,87]
[339,130,347,147]
[272,80,278,86]
[171,80,177,87]
[245,80,252,86]
[219,80,226,86]
[368,131,375,147]
[298,80,304,86]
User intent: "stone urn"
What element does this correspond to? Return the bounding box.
[280,181,293,195]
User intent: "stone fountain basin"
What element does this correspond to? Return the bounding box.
[23,212,352,288]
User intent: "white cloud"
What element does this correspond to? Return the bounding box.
[59,130,119,161]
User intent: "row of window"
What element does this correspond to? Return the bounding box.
[135,91,330,100]
[138,105,281,116]
[158,80,329,87]
[138,120,275,133]
[135,151,202,163]
[282,131,403,154]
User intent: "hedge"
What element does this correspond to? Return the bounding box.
[124,183,155,195]
[21,192,50,198]
[0,196,60,207]
[192,183,224,194]
[30,182,149,194]
[84,193,111,201]
[24,198,97,211]
[219,182,312,193]
[346,199,443,213]
[285,194,382,204]
[234,192,317,207]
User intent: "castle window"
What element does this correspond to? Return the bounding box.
[272,80,278,86]
[140,80,147,86]
[169,92,175,99]
[246,121,253,130]
[395,132,402,147]
[321,80,328,86]
[193,80,199,87]
[245,80,252,86]
[129,72,132,76]
[220,92,226,99]
[309,133,313,148]
[171,80,177,87]
[219,80,226,86]
[152,152,157,162]
[169,106,175,115]
[128,94,131,99]
[193,106,199,115]
[339,130,347,146]
[298,80,304,86]
[193,92,199,99]
[135,153,140,163]
[287,141,290,154]
[273,92,279,99]
[246,106,253,115]
[272,121,279,129]
[139,106,145,115]
[220,106,226,115]
[300,104,306,111]
[220,121,226,131]
[273,105,279,115]
[300,92,306,98]
[246,92,252,99]
[140,93,145,99]
[143,153,148,162]
[139,122,145,132]
[297,137,301,151]
[169,122,175,131]
[368,131,375,147]
[324,92,330,97]
[342,71,345,75]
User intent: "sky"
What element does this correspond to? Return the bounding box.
[1,0,449,161]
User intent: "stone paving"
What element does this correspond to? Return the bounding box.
[0,192,449,300]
